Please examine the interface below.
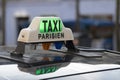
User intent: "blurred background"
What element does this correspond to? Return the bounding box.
[0,0,120,51]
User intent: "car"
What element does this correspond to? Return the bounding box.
[0,16,120,80]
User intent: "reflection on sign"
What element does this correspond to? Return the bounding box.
[35,66,58,75]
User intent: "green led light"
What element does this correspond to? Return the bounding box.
[39,18,63,33]
[35,66,58,75]
[41,68,45,74]
[51,66,57,72]
[46,67,51,73]
[36,69,42,75]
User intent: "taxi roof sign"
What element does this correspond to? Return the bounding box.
[18,17,74,43]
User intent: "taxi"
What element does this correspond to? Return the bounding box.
[0,16,120,80]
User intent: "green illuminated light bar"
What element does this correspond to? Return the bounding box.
[35,66,58,75]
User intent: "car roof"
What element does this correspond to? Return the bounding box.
[1,46,120,80]
[0,63,120,80]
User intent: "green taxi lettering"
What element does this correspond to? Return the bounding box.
[40,18,62,33]
[38,18,64,39]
